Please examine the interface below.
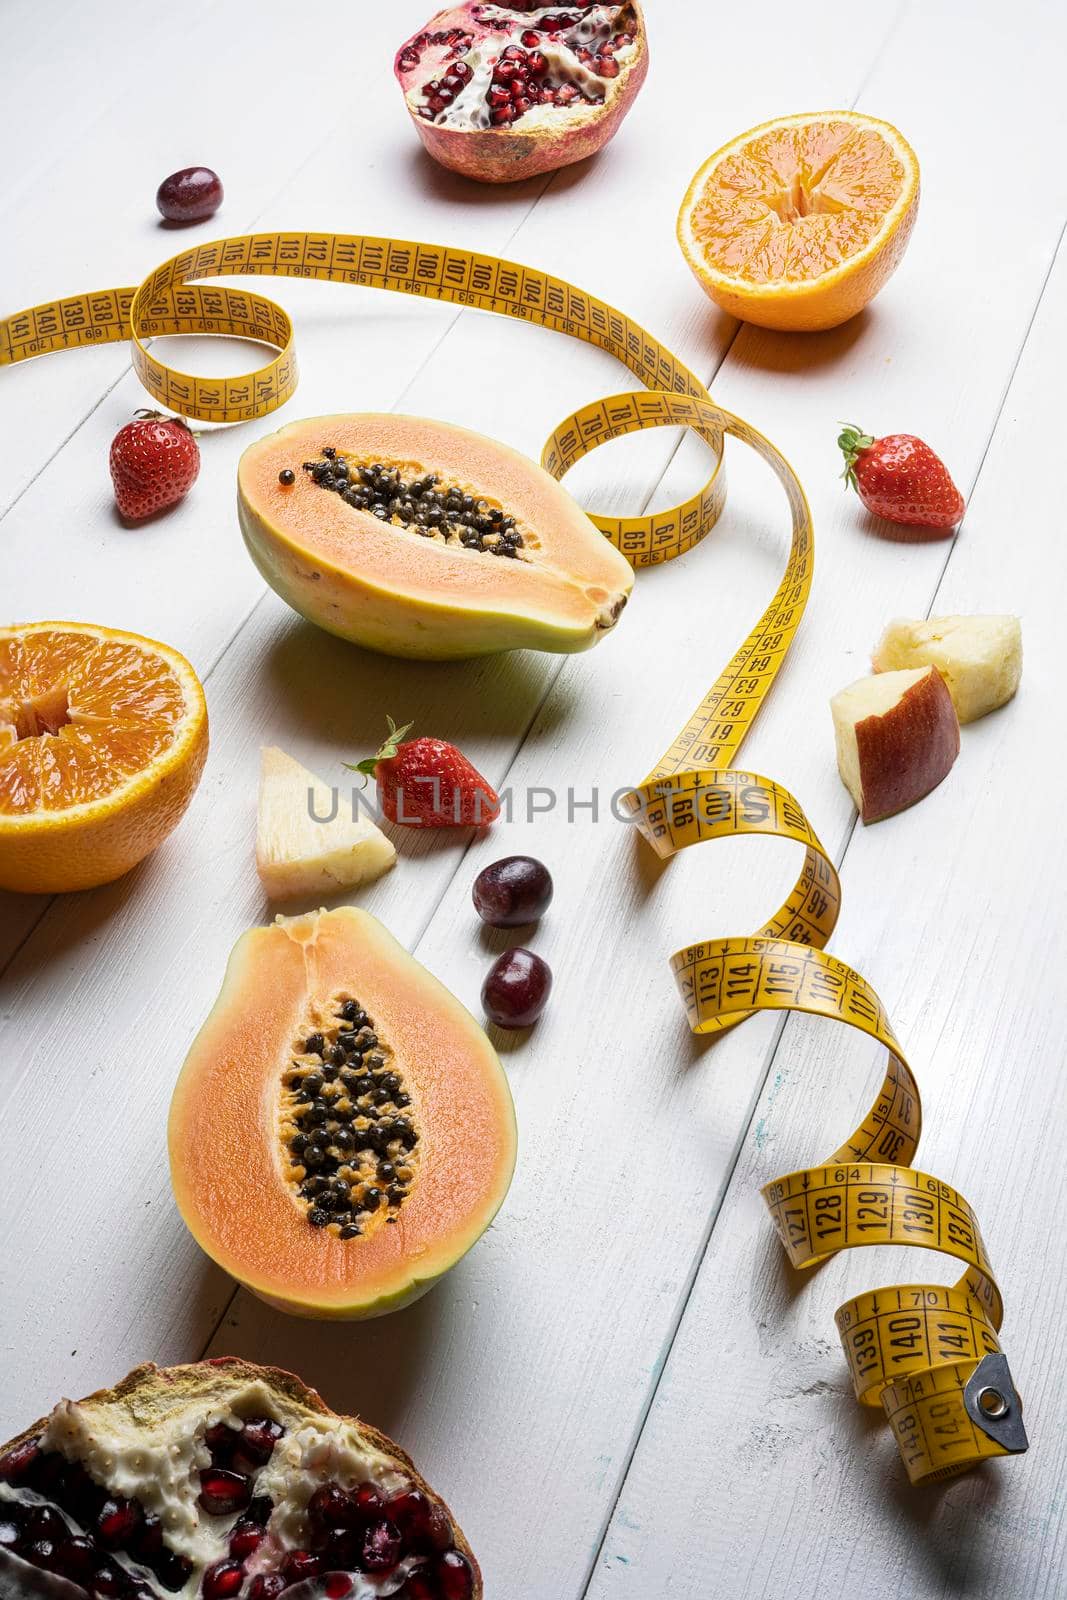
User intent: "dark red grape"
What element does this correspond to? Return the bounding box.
[481,948,552,1028]
[473,856,552,927]
[156,166,223,223]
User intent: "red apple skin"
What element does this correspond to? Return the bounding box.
[855,667,960,822]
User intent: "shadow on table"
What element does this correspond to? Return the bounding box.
[262,616,572,755]
[732,306,875,381]
[395,138,610,210]
[752,1211,1012,1593]
[0,849,171,988]
[209,1269,455,1444]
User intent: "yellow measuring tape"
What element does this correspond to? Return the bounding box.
[0,232,1026,1482]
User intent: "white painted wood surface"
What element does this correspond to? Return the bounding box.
[2,3,1064,1596]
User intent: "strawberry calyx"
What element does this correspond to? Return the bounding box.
[132,408,199,437]
[345,716,414,784]
[837,423,875,491]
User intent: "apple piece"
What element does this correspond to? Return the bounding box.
[256,745,396,898]
[872,614,1022,724]
[831,666,960,824]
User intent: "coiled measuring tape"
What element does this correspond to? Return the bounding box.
[0,232,1027,1482]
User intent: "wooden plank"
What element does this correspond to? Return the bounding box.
[6,7,1062,1600]
[0,0,562,970]
[0,0,551,513]
[585,140,1067,1600]
[0,0,895,1542]
[208,9,1067,1599]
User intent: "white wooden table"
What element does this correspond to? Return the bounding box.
[3,2,1066,1595]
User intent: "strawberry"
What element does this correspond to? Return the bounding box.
[838,424,964,529]
[349,718,500,829]
[109,411,200,519]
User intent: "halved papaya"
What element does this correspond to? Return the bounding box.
[237,413,635,659]
[168,907,516,1319]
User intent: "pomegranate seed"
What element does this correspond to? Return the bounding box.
[502,44,527,60]
[0,1437,41,1483]
[438,1549,476,1600]
[361,1519,402,1572]
[248,1579,287,1600]
[27,1506,66,1544]
[453,60,473,80]
[491,108,514,125]
[133,1512,165,1560]
[400,1574,438,1600]
[198,1468,251,1516]
[325,1578,353,1599]
[388,1488,451,1553]
[282,1550,324,1582]
[98,1496,142,1547]
[158,1550,196,1589]
[203,1559,245,1599]
[493,60,520,83]
[28,1540,59,1571]
[205,1421,241,1463]
[510,78,527,100]
[597,56,620,76]
[521,28,541,44]
[56,1535,96,1580]
[428,95,448,113]
[527,50,548,75]
[58,1460,106,1522]
[513,97,532,114]
[247,1495,274,1526]
[308,1484,356,1530]
[319,1526,359,1567]
[442,73,463,91]
[92,1561,128,1598]
[232,1418,283,1473]
[488,87,511,106]
[351,1482,384,1522]
[555,84,579,104]
[229,1519,264,1559]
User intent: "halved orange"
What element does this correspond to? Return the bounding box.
[0,621,208,893]
[678,111,920,332]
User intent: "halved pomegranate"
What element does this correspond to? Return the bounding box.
[395,2,648,182]
[0,1359,480,1598]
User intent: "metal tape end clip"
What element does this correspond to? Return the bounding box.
[963,1354,1029,1455]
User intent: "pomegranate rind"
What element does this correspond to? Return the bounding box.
[168,908,517,1319]
[238,413,634,660]
[395,3,649,184]
[0,621,208,894]
[0,1357,483,1597]
[677,110,920,332]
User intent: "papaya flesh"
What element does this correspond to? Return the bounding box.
[168,907,516,1319]
[238,413,635,659]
